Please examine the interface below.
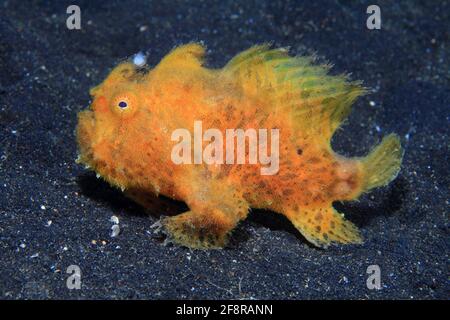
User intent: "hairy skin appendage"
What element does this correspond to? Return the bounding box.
[76,43,403,249]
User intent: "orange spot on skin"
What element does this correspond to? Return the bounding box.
[336,160,357,180]
[334,181,351,197]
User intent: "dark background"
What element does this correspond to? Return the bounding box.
[0,0,448,299]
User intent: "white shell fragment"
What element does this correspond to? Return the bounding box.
[111,224,120,237]
[110,215,119,224]
[133,52,146,67]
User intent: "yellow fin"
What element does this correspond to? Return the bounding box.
[223,45,366,141]
[362,134,403,191]
[285,206,363,248]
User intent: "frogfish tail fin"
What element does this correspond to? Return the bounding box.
[361,134,403,192]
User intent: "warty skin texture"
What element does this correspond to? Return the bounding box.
[76,43,403,249]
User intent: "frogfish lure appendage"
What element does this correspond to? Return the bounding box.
[76,43,403,249]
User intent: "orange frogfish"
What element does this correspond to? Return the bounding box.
[76,43,403,249]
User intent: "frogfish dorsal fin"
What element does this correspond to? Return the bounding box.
[222,44,367,142]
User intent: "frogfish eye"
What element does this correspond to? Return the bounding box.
[111,92,138,117]
[118,101,128,109]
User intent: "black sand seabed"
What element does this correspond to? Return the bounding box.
[0,0,448,299]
